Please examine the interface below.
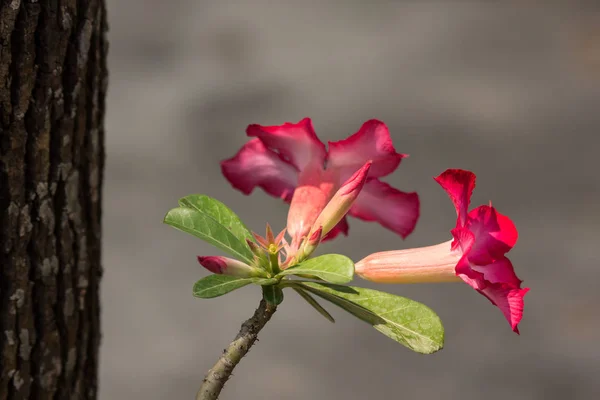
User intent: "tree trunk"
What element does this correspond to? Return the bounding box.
[0,0,107,398]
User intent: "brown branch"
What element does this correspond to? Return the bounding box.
[196,299,277,400]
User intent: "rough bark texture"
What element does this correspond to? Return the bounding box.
[0,0,107,398]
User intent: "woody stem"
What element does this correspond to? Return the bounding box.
[196,299,277,400]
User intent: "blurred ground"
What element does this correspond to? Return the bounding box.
[101,1,600,399]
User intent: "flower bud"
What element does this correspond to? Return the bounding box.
[294,226,323,263]
[197,256,263,277]
[309,161,371,238]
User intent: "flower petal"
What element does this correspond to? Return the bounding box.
[450,226,476,254]
[321,217,349,242]
[434,169,476,227]
[478,284,529,333]
[467,205,518,264]
[349,179,419,238]
[247,118,326,171]
[221,138,298,201]
[470,257,522,287]
[327,120,405,179]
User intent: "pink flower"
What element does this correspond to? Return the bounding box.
[355,169,529,333]
[221,118,420,251]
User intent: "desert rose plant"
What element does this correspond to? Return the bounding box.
[163,118,529,400]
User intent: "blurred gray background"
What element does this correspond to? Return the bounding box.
[101,1,600,399]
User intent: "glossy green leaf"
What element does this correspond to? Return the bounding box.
[298,282,444,354]
[164,196,254,263]
[293,287,335,323]
[262,285,284,306]
[277,254,354,284]
[193,275,257,298]
[178,195,254,245]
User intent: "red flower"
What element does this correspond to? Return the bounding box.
[221,118,419,251]
[355,169,529,333]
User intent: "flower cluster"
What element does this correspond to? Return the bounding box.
[200,118,528,332]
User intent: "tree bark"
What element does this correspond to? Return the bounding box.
[0,0,107,398]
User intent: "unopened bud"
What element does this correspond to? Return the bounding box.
[246,239,261,256]
[290,226,323,264]
[310,161,371,238]
[197,256,263,278]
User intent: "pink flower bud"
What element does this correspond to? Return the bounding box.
[293,226,323,263]
[310,161,371,238]
[197,256,261,277]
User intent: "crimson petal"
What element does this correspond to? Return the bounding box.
[478,284,529,333]
[467,205,518,264]
[435,169,476,227]
[247,118,326,171]
[327,120,405,180]
[221,138,298,201]
[349,179,419,239]
[471,257,522,287]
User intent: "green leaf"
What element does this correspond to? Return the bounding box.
[193,275,256,298]
[178,195,254,245]
[293,287,335,323]
[262,285,284,306]
[277,254,354,284]
[298,282,444,354]
[164,196,254,264]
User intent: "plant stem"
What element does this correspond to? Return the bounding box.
[196,299,277,400]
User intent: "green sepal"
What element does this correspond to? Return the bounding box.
[292,287,335,323]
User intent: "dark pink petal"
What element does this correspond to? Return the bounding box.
[451,228,483,285]
[478,284,529,333]
[470,257,522,287]
[321,217,349,242]
[221,138,298,201]
[456,259,486,290]
[247,118,327,171]
[450,226,475,254]
[434,169,476,227]
[467,205,518,264]
[327,120,405,180]
[349,179,419,239]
